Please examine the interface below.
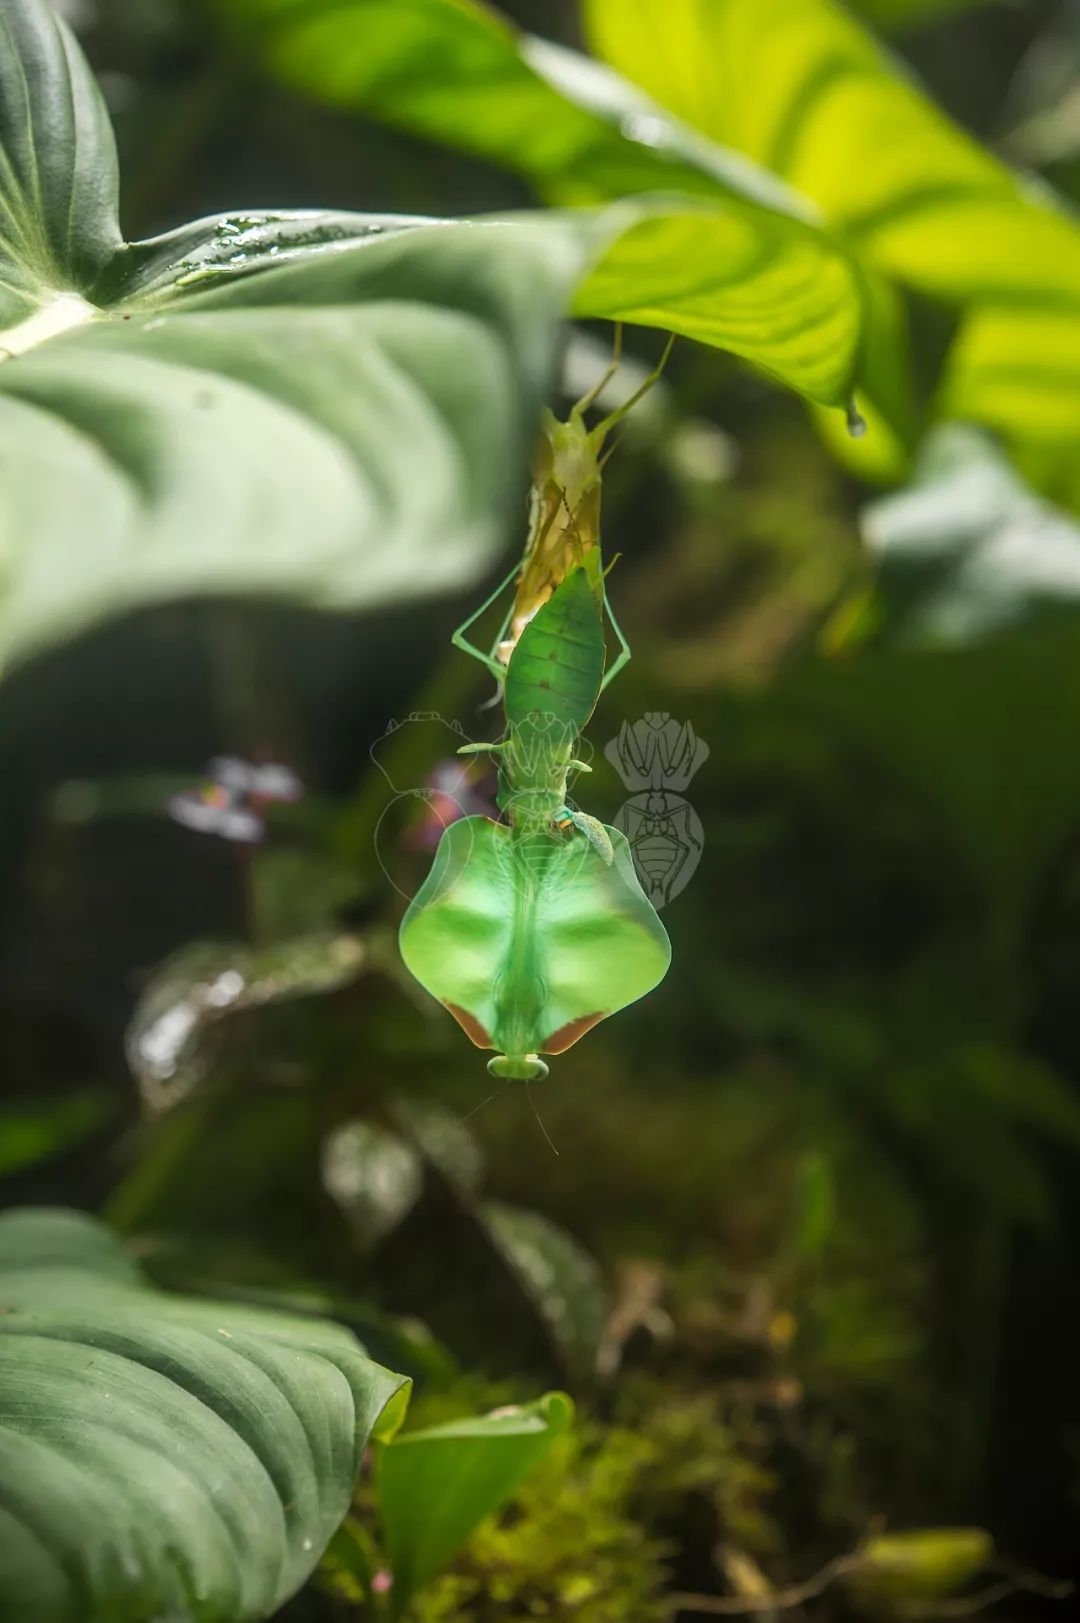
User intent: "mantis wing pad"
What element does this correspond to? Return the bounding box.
[399,816,670,1058]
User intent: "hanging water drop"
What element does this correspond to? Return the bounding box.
[846,399,867,439]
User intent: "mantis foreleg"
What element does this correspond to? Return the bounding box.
[571,322,624,417]
[594,332,676,444]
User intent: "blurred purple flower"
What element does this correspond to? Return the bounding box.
[404,755,497,852]
[168,756,303,844]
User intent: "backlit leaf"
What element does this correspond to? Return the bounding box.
[377,1391,572,1607]
[582,0,1080,490]
[217,0,868,406]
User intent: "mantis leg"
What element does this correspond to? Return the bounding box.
[594,331,676,446]
[451,562,518,682]
[571,322,624,417]
[600,595,632,692]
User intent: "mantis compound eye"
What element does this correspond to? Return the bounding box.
[488,1054,549,1083]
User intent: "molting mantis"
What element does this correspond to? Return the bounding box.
[399,332,674,1083]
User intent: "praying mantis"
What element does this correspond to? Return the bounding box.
[399,332,674,1083]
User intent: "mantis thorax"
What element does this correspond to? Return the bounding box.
[495,713,580,835]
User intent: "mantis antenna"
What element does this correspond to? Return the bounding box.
[525,1080,560,1157]
[462,1073,515,1123]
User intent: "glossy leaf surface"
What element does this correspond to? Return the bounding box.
[125,934,368,1111]
[0,2,600,677]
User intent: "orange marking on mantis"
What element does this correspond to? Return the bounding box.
[443,1002,492,1049]
[542,1012,605,1054]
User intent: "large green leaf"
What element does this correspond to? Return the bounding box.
[582,0,1079,301]
[377,1391,572,1609]
[0,1,609,677]
[218,0,868,408]
[0,1207,409,1623]
[582,0,1080,490]
[0,213,587,677]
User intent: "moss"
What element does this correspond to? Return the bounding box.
[339,1373,782,1623]
[406,1422,670,1622]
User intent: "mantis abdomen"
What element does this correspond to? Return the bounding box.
[504,566,605,738]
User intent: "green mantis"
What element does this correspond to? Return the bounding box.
[399,334,674,1083]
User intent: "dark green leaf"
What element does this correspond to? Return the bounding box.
[0,1207,409,1623]
[125,935,368,1111]
[481,1201,606,1379]
[136,1241,459,1386]
[791,431,1080,935]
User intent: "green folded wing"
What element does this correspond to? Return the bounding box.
[400,817,515,1049]
[532,827,671,1050]
[399,817,670,1057]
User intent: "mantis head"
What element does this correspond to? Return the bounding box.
[488,1053,549,1083]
